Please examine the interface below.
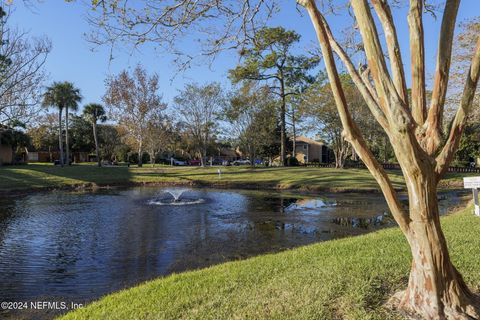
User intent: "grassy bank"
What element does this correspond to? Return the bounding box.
[0,163,470,193]
[60,206,480,320]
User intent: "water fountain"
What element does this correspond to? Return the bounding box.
[164,188,190,201]
[148,188,205,206]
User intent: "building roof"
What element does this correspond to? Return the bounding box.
[219,148,240,157]
[295,136,325,146]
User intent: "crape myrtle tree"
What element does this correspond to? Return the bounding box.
[229,27,318,166]
[299,2,480,318]
[103,65,166,167]
[84,0,480,318]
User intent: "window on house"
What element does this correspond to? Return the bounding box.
[303,145,307,150]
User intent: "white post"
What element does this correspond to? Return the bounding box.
[473,188,480,216]
[463,177,480,216]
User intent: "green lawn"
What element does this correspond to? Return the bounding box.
[59,206,480,320]
[1,163,475,319]
[0,163,471,193]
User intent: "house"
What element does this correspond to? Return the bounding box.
[0,125,13,165]
[26,149,91,163]
[26,149,60,163]
[0,140,13,164]
[219,147,241,161]
[294,136,329,164]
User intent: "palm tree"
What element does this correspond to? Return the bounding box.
[83,103,107,167]
[42,82,82,166]
[42,83,64,166]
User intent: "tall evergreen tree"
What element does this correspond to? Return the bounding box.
[229,27,317,165]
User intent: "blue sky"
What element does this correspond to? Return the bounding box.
[8,1,480,111]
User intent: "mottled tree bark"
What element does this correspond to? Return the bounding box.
[298,0,480,317]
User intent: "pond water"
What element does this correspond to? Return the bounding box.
[0,187,469,319]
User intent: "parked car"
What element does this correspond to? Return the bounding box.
[254,159,264,165]
[188,159,201,166]
[211,158,223,165]
[170,157,187,166]
[222,160,231,166]
[232,159,251,166]
[157,158,171,165]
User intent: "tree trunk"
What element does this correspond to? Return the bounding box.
[200,150,205,167]
[93,122,101,167]
[292,107,297,161]
[333,148,345,169]
[389,175,479,319]
[58,109,64,167]
[280,77,287,167]
[351,147,358,161]
[138,141,143,167]
[204,131,208,167]
[11,146,16,165]
[298,0,480,317]
[150,152,156,167]
[65,106,70,165]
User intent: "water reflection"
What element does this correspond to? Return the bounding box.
[0,187,469,319]
[331,213,392,229]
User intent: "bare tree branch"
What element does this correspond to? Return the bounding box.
[349,0,411,125]
[359,65,379,102]
[317,13,388,129]
[298,0,410,233]
[0,5,51,125]
[407,0,426,125]
[371,0,408,107]
[87,0,278,72]
[424,0,460,154]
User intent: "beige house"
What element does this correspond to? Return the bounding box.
[294,136,328,164]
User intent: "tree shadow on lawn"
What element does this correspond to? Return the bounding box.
[6,164,133,189]
[5,164,408,191]
[0,167,78,190]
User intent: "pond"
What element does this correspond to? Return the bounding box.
[0,187,469,319]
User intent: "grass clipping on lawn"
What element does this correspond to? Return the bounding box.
[60,205,480,320]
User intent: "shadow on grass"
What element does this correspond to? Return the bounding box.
[0,164,428,193]
[0,164,134,191]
